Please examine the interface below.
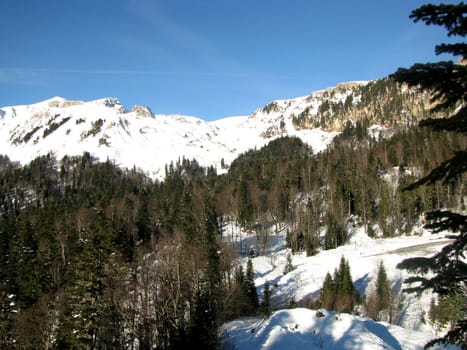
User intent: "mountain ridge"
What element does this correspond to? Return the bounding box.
[0,78,432,179]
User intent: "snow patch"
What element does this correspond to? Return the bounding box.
[222,308,456,350]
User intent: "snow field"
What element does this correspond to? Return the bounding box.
[221,220,458,349]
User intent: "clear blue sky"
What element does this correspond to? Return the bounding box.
[0,0,460,121]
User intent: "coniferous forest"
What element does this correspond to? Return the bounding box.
[1,2,467,347]
[0,111,465,348]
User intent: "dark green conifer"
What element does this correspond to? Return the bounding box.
[203,187,221,294]
[375,261,391,313]
[261,281,272,317]
[391,2,466,347]
[319,257,358,313]
[245,258,259,309]
[320,272,335,310]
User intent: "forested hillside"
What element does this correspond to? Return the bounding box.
[252,78,440,136]
[217,127,464,255]
[0,113,465,348]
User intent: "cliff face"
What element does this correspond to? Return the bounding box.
[252,78,436,136]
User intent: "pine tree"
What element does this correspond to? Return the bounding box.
[320,272,335,310]
[186,187,222,349]
[187,291,218,350]
[391,2,467,347]
[261,281,272,317]
[203,187,221,294]
[223,266,257,320]
[319,257,358,313]
[245,258,259,310]
[376,261,391,309]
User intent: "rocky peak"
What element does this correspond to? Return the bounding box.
[131,105,154,118]
[92,97,126,113]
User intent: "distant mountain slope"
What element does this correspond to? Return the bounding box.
[0,97,335,179]
[0,79,432,179]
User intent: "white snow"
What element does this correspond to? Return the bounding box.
[1,82,369,180]
[222,308,458,350]
[221,220,460,349]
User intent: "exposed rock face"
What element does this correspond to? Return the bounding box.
[93,98,127,113]
[252,78,436,136]
[47,98,84,108]
[131,105,154,118]
[59,100,84,108]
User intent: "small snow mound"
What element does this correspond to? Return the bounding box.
[347,225,374,247]
[222,308,453,350]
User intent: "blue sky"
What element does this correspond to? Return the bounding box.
[0,0,460,121]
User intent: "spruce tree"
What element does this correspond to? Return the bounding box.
[203,187,221,294]
[54,210,125,349]
[187,291,218,350]
[368,261,392,322]
[319,257,357,313]
[187,187,222,349]
[224,266,256,320]
[334,256,356,313]
[430,292,464,333]
[391,2,466,347]
[238,177,254,228]
[320,272,335,310]
[245,258,259,310]
[283,252,294,275]
[375,261,391,313]
[261,281,272,317]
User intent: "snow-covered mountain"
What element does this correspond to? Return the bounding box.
[0,95,336,180]
[0,79,429,180]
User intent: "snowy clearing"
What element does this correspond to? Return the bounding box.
[221,221,460,349]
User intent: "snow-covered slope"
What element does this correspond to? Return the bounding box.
[221,221,459,349]
[222,308,457,350]
[0,84,368,179]
[0,97,236,179]
[0,79,432,179]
